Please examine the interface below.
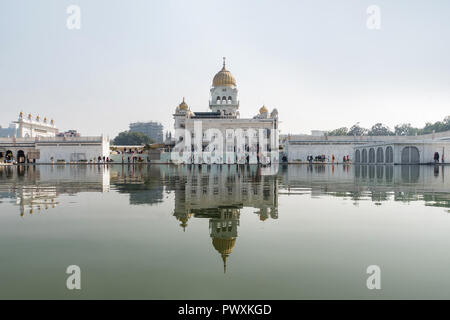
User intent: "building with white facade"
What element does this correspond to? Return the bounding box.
[282,130,450,165]
[0,112,109,164]
[171,58,279,165]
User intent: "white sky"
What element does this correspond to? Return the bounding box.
[1,0,449,137]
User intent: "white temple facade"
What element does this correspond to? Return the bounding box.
[0,112,109,164]
[172,59,279,165]
[14,112,58,138]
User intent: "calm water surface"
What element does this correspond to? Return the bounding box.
[1,164,450,299]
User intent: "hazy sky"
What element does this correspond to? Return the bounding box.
[1,0,449,137]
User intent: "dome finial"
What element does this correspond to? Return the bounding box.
[222,57,226,69]
[222,254,228,274]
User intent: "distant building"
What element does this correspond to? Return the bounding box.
[311,130,326,137]
[0,123,17,138]
[56,130,80,138]
[129,121,163,143]
[0,112,58,138]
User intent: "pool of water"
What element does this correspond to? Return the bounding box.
[0,164,450,299]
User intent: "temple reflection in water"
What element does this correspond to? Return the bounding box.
[279,164,450,208]
[112,164,279,272]
[2,163,450,273]
[0,164,109,216]
[169,165,279,273]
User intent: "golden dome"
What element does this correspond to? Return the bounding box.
[177,213,192,232]
[259,105,268,114]
[212,237,236,274]
[28,113,32,119]
[178,97,189,111]
[44,117,48,122]
[36,115,40,121]
[212,58,236,87]
[19,111,24,118]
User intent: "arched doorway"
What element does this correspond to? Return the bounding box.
[376,147,384,163]
[17,150,26,163]
[401,146,420,164]
[369,148,375,163]
[355,150,361,163]
[5,150,13,162]
[385,146,393,163]
[362,149,368,163]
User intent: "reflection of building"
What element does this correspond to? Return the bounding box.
[15,186,59,217]
[210,208,240,273]
[0,165,110,216]
[171,165,279,273]
[110,165,164,205]
[279,164,450,208]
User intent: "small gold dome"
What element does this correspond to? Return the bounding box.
[178,97,189,111]
[50,119,54,125]
[259,105,268,114]
[36,115,40,121]
[19,111,24,118]
[28,113,32,119]
[212,58,236,87]
[44,117,48,122]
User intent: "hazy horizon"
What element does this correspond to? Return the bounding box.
[1,0,449,138]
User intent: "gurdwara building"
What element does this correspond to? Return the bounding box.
[171,59,279,165]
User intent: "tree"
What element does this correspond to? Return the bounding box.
[112,131,154,146]
[347,123,368,136]
[327,127,348,136]
[368,123,394,136]
[394,123,419,136]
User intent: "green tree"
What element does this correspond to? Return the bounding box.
[368,123,394,136]
[327,127,348,136]
[394,123,419,136]
[112,131,154,145]
[347,123,368,136]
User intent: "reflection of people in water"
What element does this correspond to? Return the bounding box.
[434,165,440,177]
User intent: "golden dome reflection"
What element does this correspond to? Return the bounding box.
[212,237,236,274]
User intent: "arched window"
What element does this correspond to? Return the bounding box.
[362,149,368,163]
[228,96,232,104]
[216,96,221,104]
[385,146,393,163]
[376,147,384,163]
[17,150,26,163]
[222,96,227,103]
[369,148,375,163]
[355,150,361,163]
